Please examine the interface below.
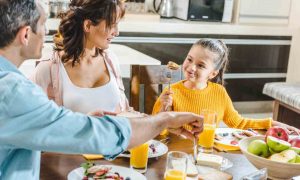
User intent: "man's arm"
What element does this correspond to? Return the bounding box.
[0,73,131,159]
[127,112,203,148]
[1,73,203,157]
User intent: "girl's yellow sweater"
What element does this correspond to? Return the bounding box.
[152,80,272,130]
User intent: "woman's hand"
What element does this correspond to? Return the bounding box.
[87,109,117,117]
[272,120,300,135]
[160,90,173,112]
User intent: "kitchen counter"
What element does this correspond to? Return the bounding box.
[46,16,294,36]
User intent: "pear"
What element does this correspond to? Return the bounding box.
[267,136,291,152]
[269,150,297,163]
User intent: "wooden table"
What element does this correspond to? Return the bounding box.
[40,135,258,180]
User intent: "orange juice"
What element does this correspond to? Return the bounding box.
[198,124,216,148]
[165,169,186,180]
[130,143,149,169]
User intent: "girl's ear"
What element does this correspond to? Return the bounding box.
[209,70,219,80]
[83,19,92,33]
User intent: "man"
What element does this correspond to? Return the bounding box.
[0,0,203,179]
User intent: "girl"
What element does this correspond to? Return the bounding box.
[153,39,299,134]
[31,0,133,115]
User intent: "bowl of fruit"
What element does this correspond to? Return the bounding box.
[239,127,300,179]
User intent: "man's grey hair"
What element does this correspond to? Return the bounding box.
[0,0,40,48]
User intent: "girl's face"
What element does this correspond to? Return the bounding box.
[182,45,219,84]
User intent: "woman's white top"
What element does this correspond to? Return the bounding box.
[60,60,120,114]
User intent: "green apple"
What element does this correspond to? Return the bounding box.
[269,147,277,155]
[269,150,297,163]
[267,136,291,152]
[290,146,300,154]
[296,154,300,163]
[248,139,270,158]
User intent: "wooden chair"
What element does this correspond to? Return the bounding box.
[130,65,183,114]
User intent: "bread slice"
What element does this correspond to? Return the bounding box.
[198,170,233,180]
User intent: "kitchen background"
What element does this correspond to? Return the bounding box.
[20,0,300,116]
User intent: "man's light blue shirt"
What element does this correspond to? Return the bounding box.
[0,56,132,180]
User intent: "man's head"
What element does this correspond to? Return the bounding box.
[0,0,47,60]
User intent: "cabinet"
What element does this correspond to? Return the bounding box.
[238,0,291,25]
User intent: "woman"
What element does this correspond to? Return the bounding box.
[32,0,132,115]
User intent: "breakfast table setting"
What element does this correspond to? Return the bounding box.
[39,128,300,180]
[39,109,300,180]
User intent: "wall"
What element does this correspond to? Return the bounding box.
[287,29,300,83]
[286,0,300,83]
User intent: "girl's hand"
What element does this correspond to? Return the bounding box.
[272,120,300,135]
[160,90,173,111]
[87,109,117,117]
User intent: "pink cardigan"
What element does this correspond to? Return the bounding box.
[31,49,131,112]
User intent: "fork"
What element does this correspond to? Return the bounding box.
[193,137,198,164]
[164,70,172,111]
[159,137,170,145]
[188,154,200,176]
[166,70,172,91]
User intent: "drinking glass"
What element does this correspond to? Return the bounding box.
[198,110,217,153]
[130,142,149,173]
[165,151,188,180]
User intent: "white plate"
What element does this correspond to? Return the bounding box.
[214,128,242,149]
[67,165,147,180]
[120,139,168,158]
[215,128,297,150]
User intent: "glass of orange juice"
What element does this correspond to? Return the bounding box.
[130,142,149,173]
[198,109,217,153]
[165,151,188,180]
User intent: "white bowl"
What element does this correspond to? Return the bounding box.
[239,136,300,180]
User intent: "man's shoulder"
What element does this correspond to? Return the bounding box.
[0,70,25,85]
[0,70,41,96]
[0,71,26,102]
[0,70,52,111]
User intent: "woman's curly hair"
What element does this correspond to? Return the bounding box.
[53,0,125,66]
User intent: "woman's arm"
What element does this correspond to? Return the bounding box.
[30,60,55,99]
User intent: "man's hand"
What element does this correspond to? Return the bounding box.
[161,112,203,140]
